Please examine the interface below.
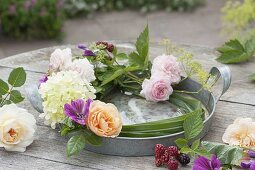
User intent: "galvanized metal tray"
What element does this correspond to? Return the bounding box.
[26,43,231,156]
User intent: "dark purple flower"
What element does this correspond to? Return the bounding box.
[8,5,16,15]
[83,49,96,57]
[64,99,93,125]
[38,74,48,87]
[78,44,87,50]
[193,155,221,170]
[250,161,255,170]
[241,161,251,169]
[248,150,255,158]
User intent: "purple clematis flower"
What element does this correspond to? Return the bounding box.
[64,98,93,125]
[83,49,96,57]
[38,74,48,87]
[241,160,255,169]
[193,155,221,170]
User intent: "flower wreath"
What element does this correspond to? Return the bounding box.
[38,26,213,156]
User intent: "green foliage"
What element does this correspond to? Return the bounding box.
[217,38,255,64]
[221,0,255,40]
[66,128,102,157]
[64,0,205,18]
[201,141,244,166]
[0,67,26,107]
[0,0,65,39]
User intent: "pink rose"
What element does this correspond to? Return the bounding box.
[151,54,181,84]
[140,76,173,102]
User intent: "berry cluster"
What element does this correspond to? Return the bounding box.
[96,41,114,52]
[154,144,190,170]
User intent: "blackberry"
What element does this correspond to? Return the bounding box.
[177,153,190,165]
[167,157,179,170]
[154,144,165,159]
[167,146,179,157]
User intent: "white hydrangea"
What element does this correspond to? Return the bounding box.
[38,71,96,129]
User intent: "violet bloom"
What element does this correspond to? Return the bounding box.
[248,150,255,158]
[78,44,87,50]
[241,160,255,169]
[83,49,96,57]
[38,74,48,87]
[193,155,221,170]
[64,99,93,125]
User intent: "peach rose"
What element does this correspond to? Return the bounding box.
[87,101,122,137]
[222,117,255,147]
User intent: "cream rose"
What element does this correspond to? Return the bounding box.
[222,117,255,147]
[87,101,122,137]
[140,76,173,102]
[151,54,181,84]
[0,104,36,152]
[50,48,72,71]
[66,58,96,82]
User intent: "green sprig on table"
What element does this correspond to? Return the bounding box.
[0,67,26,107]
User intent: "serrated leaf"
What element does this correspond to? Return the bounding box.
[135,25,149,68]
[201,141,244,166]
[175,138,188,148]
[216,50,251,64]
[101,69,125,86]
[191,139,200,150]
[245,37,255,55]
[183,109,203,141]
[9,90,24,103]
[83,129,102,146]
[129,52,144,67]
[8,67,26,87]
[0,79,9,95]
[116,53,128,60]
[218,39,244,53]
[67,134,86,157]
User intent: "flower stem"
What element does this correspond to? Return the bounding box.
[174,88,203,94]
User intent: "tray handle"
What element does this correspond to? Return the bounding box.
[207,66,231,102]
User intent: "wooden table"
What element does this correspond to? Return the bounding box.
[0,43,252,170]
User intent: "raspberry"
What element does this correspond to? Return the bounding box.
[160,150,169,164]
[96,41,108,49]
[107,44,114,52]
[154,144,165,159]
[167,146,179,157]
[167,157,179,170]
[155,158,162,167]
[177,153,190,165]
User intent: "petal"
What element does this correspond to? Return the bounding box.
[84,98,93,117]
[64,103,76,118]
[194,156,211,169]
[210,155,221,169]
[71,99,85,114]
[83,50,96,56]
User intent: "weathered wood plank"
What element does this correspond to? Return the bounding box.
[0,43,254,106]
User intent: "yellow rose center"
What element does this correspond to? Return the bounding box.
[3,127,20,144]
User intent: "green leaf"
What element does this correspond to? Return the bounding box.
[217,38,255,64]
[249,74,255,81]
[175,138,188,148]
[83,129,102,146]
[101,69,125,86]
[194,147,211,158]
[0,79,9,95]
[191,139,200,150]
[66,134,86,157]
[245,36,255,55]
[116,53,128,60]
[8,67,26,87]
[180,147,194,154]
[201,141,244,166]
[129,52,144,67]
[9,90,24,103]
[135,25,149,68]
[183,109,203,141]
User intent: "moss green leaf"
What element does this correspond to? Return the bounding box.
[67,134,86,157]
[101,69,125,86]
[9,90,24,103]
[116,53,128,60]
[201,141,244,166]
[175,138,188,148]
[183,109,203,141]
[0,79,9,95]
[129,51,144,67]
[8,67,26,87]
[191,139,200,150]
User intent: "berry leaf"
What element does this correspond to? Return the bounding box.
[201,141,244,166]
[183,109,203,141]
[9,90,24,103]
[0,79,9,95]
[191,139,200,150]
[8,67,26,87]
[66,134,86,157]
[135,25,149,69]
[175,138,188,148]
